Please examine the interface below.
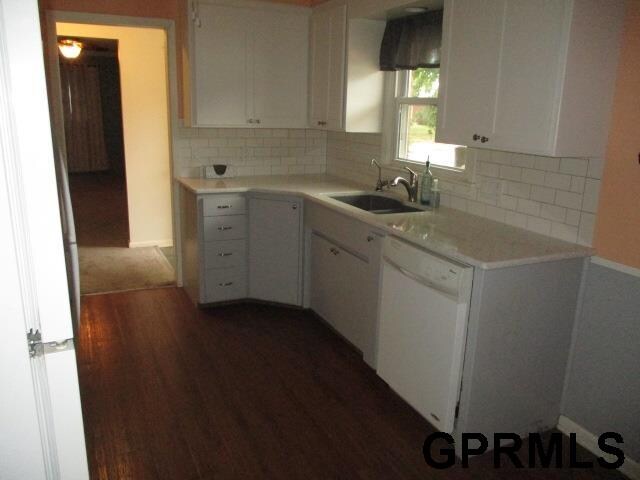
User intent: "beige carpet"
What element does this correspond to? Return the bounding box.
[79,246,175,295]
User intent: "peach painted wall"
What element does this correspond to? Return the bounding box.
[594,0,640,269]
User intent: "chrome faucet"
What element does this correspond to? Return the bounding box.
[371,158,389,191]
[391,167,419,203]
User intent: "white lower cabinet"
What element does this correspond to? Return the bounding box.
[310,234,371,351]
[180,188,303,306]
[248,194,302,306]
[306,203,383,367]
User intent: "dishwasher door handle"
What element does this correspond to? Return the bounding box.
[383,256,456,300]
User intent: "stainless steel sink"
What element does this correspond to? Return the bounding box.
[329,194,423,214]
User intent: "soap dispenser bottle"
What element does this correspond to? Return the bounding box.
[431,178,441,209]
[420,158,433,206]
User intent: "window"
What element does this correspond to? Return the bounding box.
[390,67,469,178]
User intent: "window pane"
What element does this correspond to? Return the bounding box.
[409,68,439,98]
[398,104,437,160]
[397,103,464,170]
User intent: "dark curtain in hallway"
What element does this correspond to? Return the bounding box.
[60,63,110,173]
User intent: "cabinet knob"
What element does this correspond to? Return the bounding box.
[472,134,481,141]
[292,204,298,210]
[247,119,254,124]
[481,136,489,143]
[329,247,339,255]
[255,119,261,124]
[367,235,375,242]
[318,121,327,126]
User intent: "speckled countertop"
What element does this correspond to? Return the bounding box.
[177,174,592,270]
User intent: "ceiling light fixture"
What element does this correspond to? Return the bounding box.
[58,39,83,59]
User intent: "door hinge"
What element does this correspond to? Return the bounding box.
[27,328,43,358]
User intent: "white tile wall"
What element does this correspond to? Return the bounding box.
[325,131,603,246]
[174,126,327,178]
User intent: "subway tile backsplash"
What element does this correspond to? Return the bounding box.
[174,126,326,178]
[175,126,600,246]
[324,131,601,246]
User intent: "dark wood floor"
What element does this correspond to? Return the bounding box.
[77,287,626,480]
[70,171,129,247]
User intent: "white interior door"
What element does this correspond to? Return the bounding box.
[0,0,88,478]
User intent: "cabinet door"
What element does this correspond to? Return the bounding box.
[310,234,369,352]
[436,0,505,146]
[326,4,347,130]
[309,8,330,127]
[192,3,249,126]
[309,4,346,130]
[491,0,567,154]
[249,196,302,305]
[252,9,309,128]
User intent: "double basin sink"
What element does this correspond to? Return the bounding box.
[329,194,423,215]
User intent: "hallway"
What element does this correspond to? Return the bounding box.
[76,288,626,480]
[70,172,174,294]
[70,172,129,247]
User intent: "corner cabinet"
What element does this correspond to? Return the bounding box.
[248,194,303,306]
[180,187,303,306]
[436,0,625,157]
[188,1,309,128]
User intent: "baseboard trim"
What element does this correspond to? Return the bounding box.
[129,239,174,248]
[557,415,640,479]
[591,256,640,279]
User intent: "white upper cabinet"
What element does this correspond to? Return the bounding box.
[309,2,386,133]
[437,0,625,157]
[189,1,309,128]
[309,3,347,130]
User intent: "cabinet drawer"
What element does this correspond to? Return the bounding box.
[202,195,246,216]
[204,268,247,302]
[203,215,247,241]
[306,202,376,259]
[204,240,247,269]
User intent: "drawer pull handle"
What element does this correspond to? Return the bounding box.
[218,226,233,231]
[217,252,233,257]
[217,205,232,209]
[330,247,340,255]
[218,282,234,287]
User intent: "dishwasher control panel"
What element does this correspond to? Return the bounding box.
[382,237,472,298]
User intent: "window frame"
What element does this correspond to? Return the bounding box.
[382,70,476,184]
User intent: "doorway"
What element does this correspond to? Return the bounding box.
[53,22,176,294]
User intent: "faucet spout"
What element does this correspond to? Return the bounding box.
[390,167,419,203]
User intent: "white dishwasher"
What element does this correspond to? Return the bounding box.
[376,237,473,433]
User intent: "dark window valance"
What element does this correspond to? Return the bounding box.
[379,10,443,71]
